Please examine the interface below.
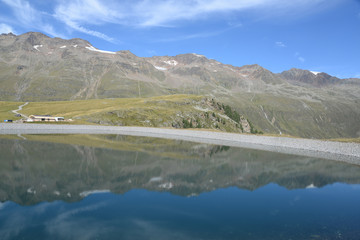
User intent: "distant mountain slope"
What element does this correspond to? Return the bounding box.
[279,68,341,87]
[0,32,359,138]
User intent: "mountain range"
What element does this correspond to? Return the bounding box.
[1,32,359,138]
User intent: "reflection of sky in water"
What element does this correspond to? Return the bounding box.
[1,136,360,239]
[1,183,359,240]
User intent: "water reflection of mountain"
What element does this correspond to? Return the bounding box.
[0,135,359,205]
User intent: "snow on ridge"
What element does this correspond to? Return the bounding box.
[192,53,205,58]
[73,45,77,48]
[85,45,116,54]
[164,60,178,66]
[33,45,43,51]
[154,65,167,71]
[310,71,321,75]
[60,45,66,48]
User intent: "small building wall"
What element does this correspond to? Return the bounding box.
[28,115,64,122]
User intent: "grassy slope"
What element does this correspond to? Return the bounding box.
[18,94,200,117]
[0,101,24,121]
[3,94,243,132]
[219,92,360,139]
[2,94,359,141]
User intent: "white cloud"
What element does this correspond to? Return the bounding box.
[60,19,114,42]
[155,26,240,42]
[298,57,305,62]
[1,0,67,38]
[1,0,333,42]
[294,52,305,62]
[135,0,320,26]
[53,0,116,42]
[1,0,37,24]
[0,23,16,34]
[275,41,286,47]
[53,0,330,28]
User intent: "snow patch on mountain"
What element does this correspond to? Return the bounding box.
[33,45,43,51]
[192,53,205,58]
[310,71,321,75]
[154,66,167,71]
[60,45,66,48]
[164,60,178,66]
[85,45,116,54]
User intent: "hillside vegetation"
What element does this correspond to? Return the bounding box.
[5,94,258,133]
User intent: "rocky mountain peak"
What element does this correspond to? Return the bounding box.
[280,68,340,87]
[237,64,284,84]
[117,50,137,58]
[172,53,209,64]
[0,32,16,38]
[21,32,50,44]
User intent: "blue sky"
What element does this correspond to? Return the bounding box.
[0,0,359,78]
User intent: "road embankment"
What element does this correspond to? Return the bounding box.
[1,123,359,165]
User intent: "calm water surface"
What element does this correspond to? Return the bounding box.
[0,135,359,239]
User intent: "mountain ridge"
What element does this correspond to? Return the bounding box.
[1,32,359,138]
[2,32,357,85]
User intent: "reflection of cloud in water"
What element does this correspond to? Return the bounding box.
[44,203,199,239]
[0,202,54,240]
[0,200,109,240]
[126,219,196,240]
[0,209,28,240]
[45,201,109,239]
[34,202,54,214]
[47,218,111,240]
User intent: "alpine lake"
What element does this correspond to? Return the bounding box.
[0,134,359,240]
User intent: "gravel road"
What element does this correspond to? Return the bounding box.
[11,102,29,118]
[1,123,359,165]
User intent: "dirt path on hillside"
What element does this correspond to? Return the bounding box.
[12,102,29,118]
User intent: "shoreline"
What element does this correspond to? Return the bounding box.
[1,123,360,165]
